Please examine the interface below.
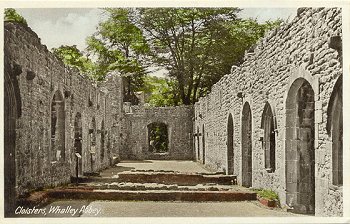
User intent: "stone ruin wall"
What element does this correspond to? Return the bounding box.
[4,22,124,196]
[194,8,342,216]
[4,21,194,197]
[120,104,194,160]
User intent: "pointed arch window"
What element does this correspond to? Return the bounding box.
[261,102,276,172]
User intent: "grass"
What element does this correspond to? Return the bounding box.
[253,188,279,201]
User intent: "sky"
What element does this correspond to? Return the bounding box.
[15,8,297,52]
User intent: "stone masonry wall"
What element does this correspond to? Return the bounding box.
[4,22,123,196]
[121,105,194,160]
[194,8,342,216]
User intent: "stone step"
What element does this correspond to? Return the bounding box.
[47,188,257,202]
[72,171,237,186]
[78,182,245,192]
[116,171,236,185]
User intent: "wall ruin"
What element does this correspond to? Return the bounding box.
[120,104,194,160]
[194,7,343,216]
[4,22,124,198]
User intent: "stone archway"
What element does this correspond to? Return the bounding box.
[51,90,65,161]
[285,78,315,214]
[89,117,97,172]
[327,76,342,186]
[147,122,169,153]
[261,102,276,172]
[197,126,200,161]
[100,120,105,163]
[242,102,252,187]
[74,113,82,175]
[4,61,21,217]
[202,124,205,164]
[227,113,234,175]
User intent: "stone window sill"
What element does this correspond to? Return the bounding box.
[330,184,342,191]
[152,152,169,155]
[265,168,275,173]
[51,160,65,165]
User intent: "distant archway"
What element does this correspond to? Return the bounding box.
[242,102,252,187]
[285,78,315,214]
[227,113,234,175]
[51,90,65,161]
[148,122,169,153]
[74,113,82,175]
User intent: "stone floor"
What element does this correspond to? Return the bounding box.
[16,160,308,218]
[100,160,211,177]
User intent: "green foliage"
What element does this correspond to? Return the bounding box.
[4,8,28,25]
[253,189,279,201]
[148,123,168,153]
[52,8,282,105]
[86,8,151,101]
[136,8,281,104]
[142,76,180,107]
[51,45,101,81]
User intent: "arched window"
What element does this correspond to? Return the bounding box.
[100,120,105,162]
[327,76,342,186]
[261,103,276,172]
[148,122,169,153]
[51,90,65,161]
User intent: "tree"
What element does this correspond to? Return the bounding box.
[86,8,150,104]
[137,8,281,104]
[142,76,180,107]
[4,8,28,25]
[51,45,100,80]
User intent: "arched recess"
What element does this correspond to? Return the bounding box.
[202,124,206,164]
[4,61,22,217]
[100,120,105,162]
[261,102,276,172]
[285,78,315,214]
[89,117,96,172]
[197,126,200,160]
[74,112,82,175]
[227,113,234,175]
[147,122,169,153]
[327,76,342,186]
[242,102,252,187]
[51,90,65,161]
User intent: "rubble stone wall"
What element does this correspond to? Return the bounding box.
[194,7,343,216]
[4,22,123,196]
